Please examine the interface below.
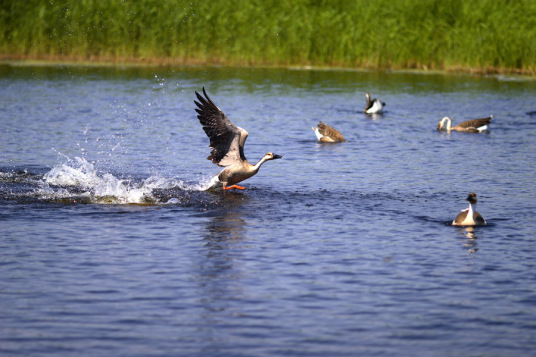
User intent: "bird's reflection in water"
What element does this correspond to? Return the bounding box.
[193,193,250,307]
[205,210,247,242]
[192,195,251,346]
[198,194,249,277]
[456,226,480,254]
[203,192,249,240]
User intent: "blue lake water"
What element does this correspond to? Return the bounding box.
[1,64,535,356]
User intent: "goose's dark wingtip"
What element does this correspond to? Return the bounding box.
[195,91,207,105]
[194,87,212,104]
[194,86,207,97]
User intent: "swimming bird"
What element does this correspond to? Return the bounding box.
[312,122,346,142]
[194,87,282,191]
[364,93,385,114]
[452,192,486,226]
[437,115,492,133]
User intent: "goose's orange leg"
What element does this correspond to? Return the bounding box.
[223,185,246,190]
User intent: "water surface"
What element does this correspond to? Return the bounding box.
[1,64,535,356]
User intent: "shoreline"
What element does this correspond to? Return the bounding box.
[1,55,535,78]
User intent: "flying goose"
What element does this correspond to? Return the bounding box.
[312,122,346,142]
[194,88,282,190]
[452,192,486,226]
[364,93,385,114]
[437,115,492,133]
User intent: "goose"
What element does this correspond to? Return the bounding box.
[194,88,282,191]
[364,93,385,114]
[312,121,346,142]
[437,115,492,133]
[452,192,486,226]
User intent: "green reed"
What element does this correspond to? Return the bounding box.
[1,0,535,72]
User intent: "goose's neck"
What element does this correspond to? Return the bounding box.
[253,156,270,171]
[313,127,323,141]
[468,202,475,217]
[443,117,452,130]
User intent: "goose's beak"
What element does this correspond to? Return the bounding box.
[273,154,283,160]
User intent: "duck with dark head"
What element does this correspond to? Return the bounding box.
[452,192,486,226]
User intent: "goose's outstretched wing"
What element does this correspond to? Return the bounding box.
[194,87,248,167]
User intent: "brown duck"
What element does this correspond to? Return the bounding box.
[312,122,346,142]
[194,88,282,190]
[437,116,492,133]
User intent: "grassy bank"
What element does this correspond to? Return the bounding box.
[1,0,535,74]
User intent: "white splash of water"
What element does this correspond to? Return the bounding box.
[199,174,222,191]
[38,156,205,204]
[43,157,102,188]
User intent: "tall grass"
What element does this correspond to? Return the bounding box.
[1,0,535,73]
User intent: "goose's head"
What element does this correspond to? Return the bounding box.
[265,152,283,161]
[466,192,478,204]
[437,116,451,130]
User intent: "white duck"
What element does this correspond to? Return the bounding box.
[364,93,385,114]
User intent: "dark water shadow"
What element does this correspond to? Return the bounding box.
[334,107,361,115]
[188,196,250,337]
